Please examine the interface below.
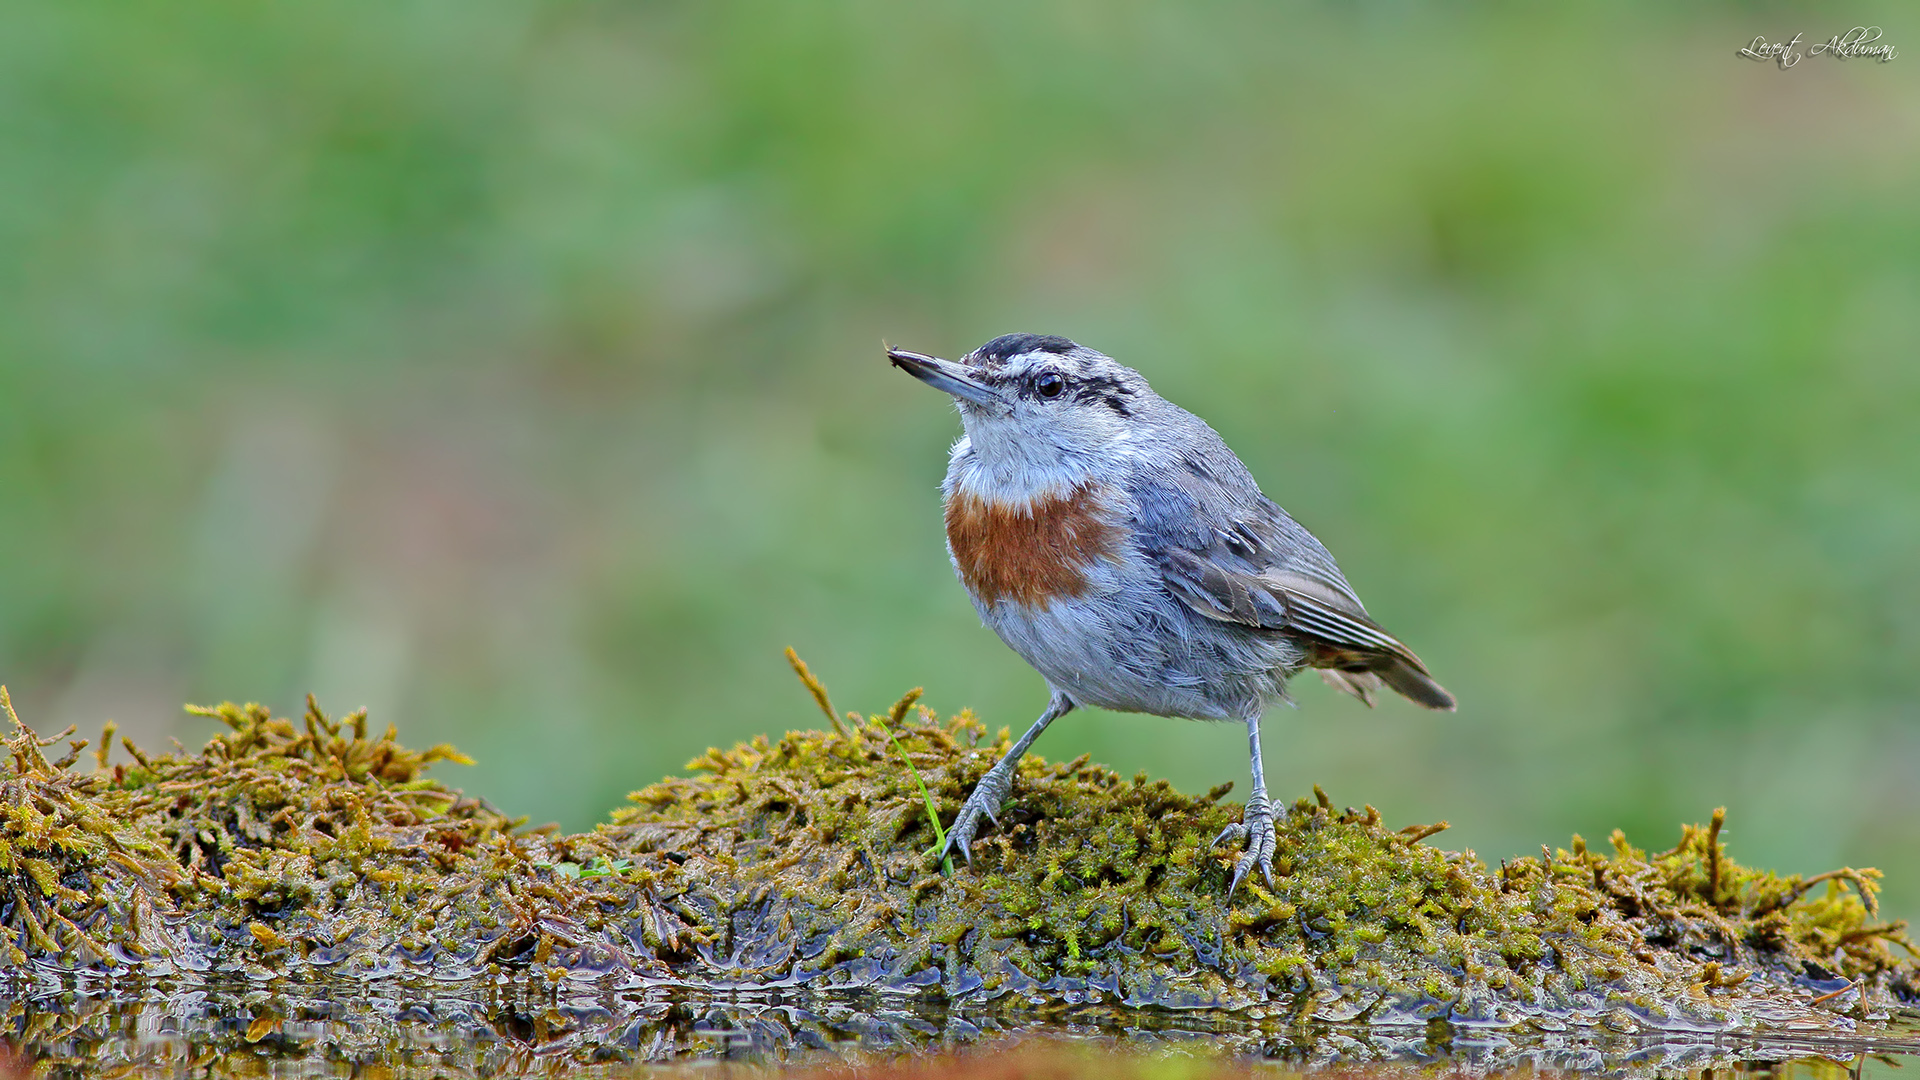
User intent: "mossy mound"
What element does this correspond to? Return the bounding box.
[1,685,1915,1037]
[607,697,1917,1029]
[0,691,648,981]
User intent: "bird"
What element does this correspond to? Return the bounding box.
[887,333,1455,894]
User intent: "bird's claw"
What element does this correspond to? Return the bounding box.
[939,771,1011,865]
[1215,797,1277,896]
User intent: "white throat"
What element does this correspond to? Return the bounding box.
[946,427,1105,509]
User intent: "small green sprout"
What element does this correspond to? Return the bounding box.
[788,650,953,875]
[874,687,954,877]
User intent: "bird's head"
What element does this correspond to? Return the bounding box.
[888,334,1151,468]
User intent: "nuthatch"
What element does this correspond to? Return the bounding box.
[888,334,1454,894]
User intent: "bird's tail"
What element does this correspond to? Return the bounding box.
[1378,659,1456,710]
[1317,658,1456,711]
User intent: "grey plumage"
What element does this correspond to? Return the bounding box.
[888,334,1453,894]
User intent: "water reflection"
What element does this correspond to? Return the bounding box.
[5,979,1916,1078]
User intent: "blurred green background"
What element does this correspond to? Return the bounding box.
[3,3,1916,925]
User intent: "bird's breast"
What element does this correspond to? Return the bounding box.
[943,480,1125,608]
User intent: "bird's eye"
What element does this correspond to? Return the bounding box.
[1035,373,1066,399]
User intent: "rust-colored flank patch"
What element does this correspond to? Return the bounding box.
[944,481,1122,607]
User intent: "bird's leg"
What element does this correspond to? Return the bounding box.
[1210,710,1278,895]
[941,691,1075,864]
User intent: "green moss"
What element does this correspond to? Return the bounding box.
[1,683,1915,1036]
[606,703,1915,1026]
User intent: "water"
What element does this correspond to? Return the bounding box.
[7,979,1917,1078]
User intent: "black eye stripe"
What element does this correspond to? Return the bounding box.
[1006,370,1138,413]
[1074,374,1133,398]
[1069,375,1134,415]
[1004,368,1135,411]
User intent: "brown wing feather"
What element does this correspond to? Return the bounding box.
[1159,550,1456,711]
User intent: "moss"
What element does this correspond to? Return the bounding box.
[1,683,1915,1037]
[606,704,1916,1028]
[0,689,642,982]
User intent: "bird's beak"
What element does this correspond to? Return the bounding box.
[887,347,1002,409]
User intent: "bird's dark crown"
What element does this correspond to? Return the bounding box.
[971,333,1078,366]
[958,333,1144,417]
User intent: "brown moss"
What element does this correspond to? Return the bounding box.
[0,688,649,982]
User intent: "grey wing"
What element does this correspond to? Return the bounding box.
[1133,463,1455,711]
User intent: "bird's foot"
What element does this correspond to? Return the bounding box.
[939,765,1017,865]
[1210,794,1278,896]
